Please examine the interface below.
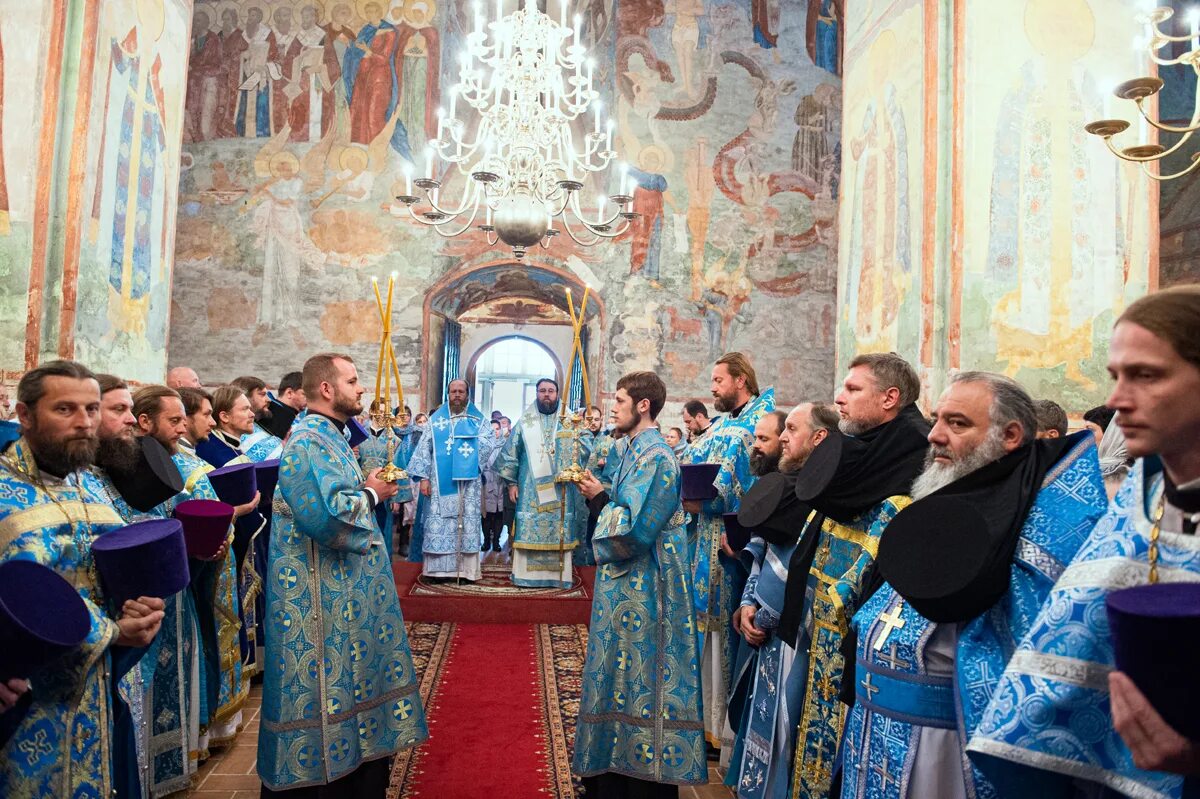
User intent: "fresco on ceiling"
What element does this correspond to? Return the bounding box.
[169,0,841,406]
[458,297,570,324]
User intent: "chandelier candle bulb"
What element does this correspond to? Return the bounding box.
[404,165,412,196]
[449,86,458,119]
[573,13,581,46]
[596,195,605,224]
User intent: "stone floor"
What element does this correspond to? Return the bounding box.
[184,680,733,799]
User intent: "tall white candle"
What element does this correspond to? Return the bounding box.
[404,163,413,195]
[596,195,605,224]
[559,0,567,30]
[426,146,435,179]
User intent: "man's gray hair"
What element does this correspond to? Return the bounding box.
[950,371,1037,446]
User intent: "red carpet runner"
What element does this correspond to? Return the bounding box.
[390,622,586,799]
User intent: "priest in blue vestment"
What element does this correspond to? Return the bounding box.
[966,287,1200,799]
[778,353,930,799]
[406,379,500,581]
[727,402,838,799]
[0,360,164,799]
[681,352,775,759]
[259,353,427,796]
[572,371,706,798]
[838,372,1108,799]
[498,378,593,588]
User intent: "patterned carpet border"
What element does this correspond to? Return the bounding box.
[389,621,456,796]
[535,623,589,799]
[407,562,589,599]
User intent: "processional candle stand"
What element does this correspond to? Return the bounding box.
[370,273,411,485]
[553,285,592,571]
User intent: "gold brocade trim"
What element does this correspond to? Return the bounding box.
[0,500,123,550]
[513,541,579,551]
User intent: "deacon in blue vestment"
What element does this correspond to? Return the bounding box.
[839,373,1108,799]
[572,371,706,798]
[498,378,593,588]
[727,402,838,799]
[406,380,500,581]
[681,352,775,757]
[357,417,417,560]
[0,361,164,799]
[966,289,1200,799]
[259,354,427,796]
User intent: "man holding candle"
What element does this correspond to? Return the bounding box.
[499,377,594,588]
[259,353,428,795]
[406,379,500,582]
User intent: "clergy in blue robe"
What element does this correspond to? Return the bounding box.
[572,371,706,797]
[682,353,775,757]
[727,402,837,799]
[498,378,593,588]
[406,381,500,581]
[0,361,163,799]
[966,288,1200,798]
[839,374,1109,799]
[259,354,427,794]
[231,376,285,462]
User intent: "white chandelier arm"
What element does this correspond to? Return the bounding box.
[1134,97,1200,134]
[1141,155,1200,181]
[557,212,604,246]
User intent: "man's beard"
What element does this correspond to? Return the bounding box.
[910,428,1008,501]
[95,433,141,475]
[537,398,559,416]
[27,423,99,477]
[749,449,781,476]
[148,423,180,455]
[838,413,883,437]
[614,407,642,436]
[449,399,468,415]
[779,445,814,474]
[333,391,362,418]
[257,404,272,421]
[713,392,737,413]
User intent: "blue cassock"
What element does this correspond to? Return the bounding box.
[357,428,415,558]
[967,456,1200,799]
[839,434,1108,799]
[258,413,428,790]
[680,388,775,748]
[726,535,803,799]
[572,428,707,785]
[0,438,126,799]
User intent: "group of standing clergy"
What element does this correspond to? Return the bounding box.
[4,285,1200,799]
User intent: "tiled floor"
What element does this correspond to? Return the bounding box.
[187,682,733,799]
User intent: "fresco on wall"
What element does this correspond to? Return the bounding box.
[70,0,192,381]
[836,0,923,370]
[0,3,51,375]
[959,0,1155,408]
[169,0,841,406]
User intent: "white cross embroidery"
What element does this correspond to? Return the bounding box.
[457,442,475,458]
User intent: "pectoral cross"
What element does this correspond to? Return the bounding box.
[445,438,454,455]
[860,672,879,701]
[872,601,906,651]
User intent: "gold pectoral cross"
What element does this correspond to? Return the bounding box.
[872,601,906,651]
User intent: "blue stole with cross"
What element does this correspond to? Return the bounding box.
[429,402,483,497]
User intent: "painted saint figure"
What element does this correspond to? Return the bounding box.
[286,4,342,142]
[343,3,403,145]
[234,6,278,138]
[185,9,223,142]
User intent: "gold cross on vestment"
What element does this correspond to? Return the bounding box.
[872,601,906,651]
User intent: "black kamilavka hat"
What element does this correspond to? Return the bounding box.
[738,472,810,547]
[108,436,185,512]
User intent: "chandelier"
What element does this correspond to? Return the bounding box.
[1085,6,1200,181]
[394,0,638,258]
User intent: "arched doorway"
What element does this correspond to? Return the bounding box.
[468,336,559,421]
[420,260,606,411]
